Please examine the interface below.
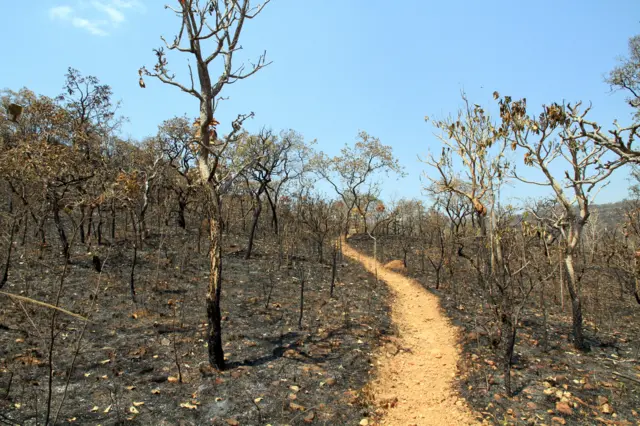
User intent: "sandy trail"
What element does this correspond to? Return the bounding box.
[343,242,478,426]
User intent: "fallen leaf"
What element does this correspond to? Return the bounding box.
[90,406,99,413]
[103,405,112,413]
[180,402,198,410]
[254,397,263,403]
[129,406,139,414]
[226,419,239,426]
[133,401,145,407]
[125,385,136,391]
[289,402,305,411]
[290,385,300,392]
[304,410,315,423]
[556,402,573,416]
[167,376,179,383]
[151,388,161,395]
[99,359,111,365]
[360,419,369,426]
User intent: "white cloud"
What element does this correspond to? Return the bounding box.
[92,1,125,25]
[109,0,145,10]
[49,1,144,36]
[49,5,73,20]
[72,17,109,36]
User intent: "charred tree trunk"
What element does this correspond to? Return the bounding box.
[265,189,279,234]
[79,206,86,244]
[50,194,70,262]
[501,315,516,397]
[564,252,587,350]
[206,197,225,370]
[330,242,337,298]
[245,192,263,260]
[110,200,116,240]
[177,198,187,229]
[130,241,137,303]
[96,206,103,245]
[298,267,305,329]
[0,219,17,290]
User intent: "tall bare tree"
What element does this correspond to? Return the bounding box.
[140,0,271,369]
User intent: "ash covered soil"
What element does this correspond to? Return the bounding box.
[0,230,392,425]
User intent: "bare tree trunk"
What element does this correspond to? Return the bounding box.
[0,218,17,290]
[206,201,225,369]
[177,199,187,229]
[51,194,70,262]
[564,252,587,350]
[96,206,103,245]
[245,194,262,260]
[130,241,137,303]
[265,189,279,234]
[501,317,516,397]
[110,200,116,240]
[330,241,337,298]
[79,206,86,244]
[298,266,305,329]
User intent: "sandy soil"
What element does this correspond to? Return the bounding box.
[343,241,479,426]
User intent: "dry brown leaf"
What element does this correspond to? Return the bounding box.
[180,402,198,410]
[289,402,305,411]
[304,410,315,423]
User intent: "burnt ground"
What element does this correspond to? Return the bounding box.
[349,234,640,426]
[0,229,392,425]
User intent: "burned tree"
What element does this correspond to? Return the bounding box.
[141,0,271,370]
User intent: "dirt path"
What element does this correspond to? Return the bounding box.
[343,242,478,425]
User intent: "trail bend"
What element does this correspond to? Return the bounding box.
[343,241,478,426]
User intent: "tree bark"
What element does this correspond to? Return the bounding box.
[564,252,587,350]
[501,317,516,397]
[206,201,225,370]
[0,219,17,290]
[51,194,70,262]
[177,198,187,229]
[245,192,262,260]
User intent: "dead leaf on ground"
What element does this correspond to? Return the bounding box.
[289,402,305,411]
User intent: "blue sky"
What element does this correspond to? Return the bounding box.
[1,0,639,204]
